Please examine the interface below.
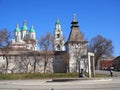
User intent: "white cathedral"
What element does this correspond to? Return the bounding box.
[0,14,93,74]
[10,20,38,51]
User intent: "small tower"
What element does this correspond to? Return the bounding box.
[14,24,21,42]
[21,20,28,40]
[66,14,88,72]
[29,25,36,40]
[54,19,65,51]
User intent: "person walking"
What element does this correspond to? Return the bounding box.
[109,67,113,77]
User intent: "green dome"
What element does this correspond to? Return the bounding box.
[56,19,60,25]
[21,20,28,31]
[30,25,35,33]
[14,24,20,32]
[21,25,28,31]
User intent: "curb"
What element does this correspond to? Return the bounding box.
[50,78,113,82]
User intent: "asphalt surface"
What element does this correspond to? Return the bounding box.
[0,77,119,90]
[0,70,119,90]
[96,70,120,77]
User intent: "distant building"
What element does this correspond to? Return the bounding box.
[100,57,114,70]
[10,20,38,51]
[113,56,120,71]
[0,14,89,74]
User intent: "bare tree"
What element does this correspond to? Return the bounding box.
[0,29,12,73]
[26,39,38,73]
[88,35,114,69]
[39,32,53,73]
[0,29,11,48]
[30,51,39,73]
[20,52,30,73]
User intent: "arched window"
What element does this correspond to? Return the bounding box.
[57,34,60,38]
[57,45,60,51]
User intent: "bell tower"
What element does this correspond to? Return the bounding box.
[66,14,88,72]
[54,19,65,51]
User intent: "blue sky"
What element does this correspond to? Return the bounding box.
[0,0,120,56]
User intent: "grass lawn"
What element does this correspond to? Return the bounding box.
[0,72,109,80]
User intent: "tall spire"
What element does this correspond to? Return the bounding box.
[54,18,65,51]
[23,19,26,25]
[73,13,77,22]
[56,18,60,25]
[71,13,78,27]
[30,25,35,33]
[21,19,28,31]
[55,18,61,30]
[14,24,20,32]
[16,24,19,28]
[31,25,34,29]
[68,14,84,42]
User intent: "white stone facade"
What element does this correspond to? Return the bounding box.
[66,14,88,73]
[0,51,53,74]
[11,20,38,51]
[54,19,65,51]
[67,43,88,72]
[0,15,90,74]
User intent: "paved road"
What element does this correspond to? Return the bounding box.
[0,78,120,90]
[0,70,119,90]
[96,70,120,77]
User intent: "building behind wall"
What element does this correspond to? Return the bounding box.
[113,56,120,71]
[10,20,38,51]
[53,19,65,51]
[53,14,88,73]
[100,57,114,70]
[0,14,89,73]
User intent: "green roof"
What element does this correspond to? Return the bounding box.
[21,25,28,31]
[14,24,20,32]
[56,19,60,25]
[30,25,35,33]
[21,20,28,31]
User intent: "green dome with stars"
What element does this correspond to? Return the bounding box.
[30,25,35,33]
[21,20,28,31]
[56,19,60,25]
[14,24,20,32]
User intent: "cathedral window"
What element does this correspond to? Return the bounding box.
[57,45,60,51]
[57,34,60,38]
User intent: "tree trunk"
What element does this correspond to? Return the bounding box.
[33,57,37,73]
[5,56,9,74]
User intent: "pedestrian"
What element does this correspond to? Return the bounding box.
[109,67,113,77]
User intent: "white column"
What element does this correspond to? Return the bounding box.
[88,52,95,78]
[88,54,91,78]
